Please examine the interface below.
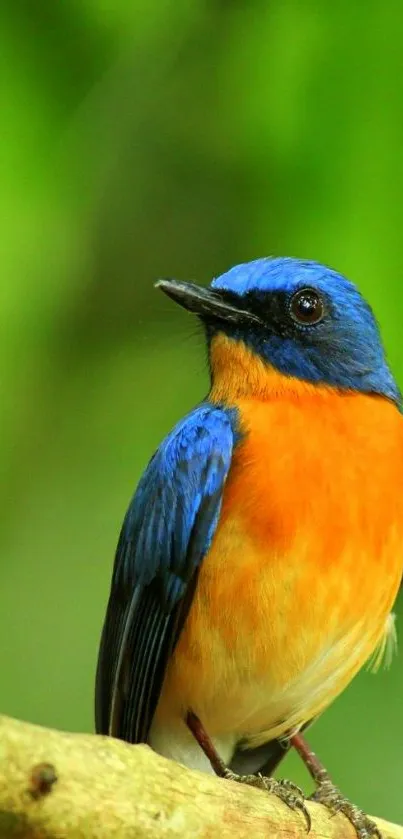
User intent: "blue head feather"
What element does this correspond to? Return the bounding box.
[209,257,400,405]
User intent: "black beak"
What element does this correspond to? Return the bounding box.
[155,278,261,327]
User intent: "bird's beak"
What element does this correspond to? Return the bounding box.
[155,278,260,327]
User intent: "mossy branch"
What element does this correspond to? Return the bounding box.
[0,714,400,838]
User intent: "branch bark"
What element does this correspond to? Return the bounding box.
[0,714,400,839]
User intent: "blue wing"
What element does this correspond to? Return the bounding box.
[95,403,236,743]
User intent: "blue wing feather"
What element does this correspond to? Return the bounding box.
[95,403,237,742]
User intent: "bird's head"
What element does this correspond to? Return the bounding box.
[156,257,400,405]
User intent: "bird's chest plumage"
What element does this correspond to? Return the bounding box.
[157,388,403,745]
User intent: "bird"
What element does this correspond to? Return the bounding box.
[95,257,403,838]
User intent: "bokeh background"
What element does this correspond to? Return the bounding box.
[1,0,403,824]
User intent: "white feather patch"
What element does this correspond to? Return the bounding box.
[367,612,398,673]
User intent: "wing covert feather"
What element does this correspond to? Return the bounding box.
[95,403,236,742]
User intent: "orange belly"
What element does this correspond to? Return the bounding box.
[154,386,403,747]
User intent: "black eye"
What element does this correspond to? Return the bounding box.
[289,288,324,325]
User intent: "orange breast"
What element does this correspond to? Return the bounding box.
[155,340,403,744]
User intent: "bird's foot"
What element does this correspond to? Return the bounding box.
[290,732,382,839]
[310,780,381,839]
[223,769,311,832]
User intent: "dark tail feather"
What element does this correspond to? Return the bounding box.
[230,738,289,776]
[230,718,315,777]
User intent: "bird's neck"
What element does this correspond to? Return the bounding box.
[208,333,327,402]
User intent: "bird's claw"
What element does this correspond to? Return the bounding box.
[310,780,382,839]
[222,769,311,832]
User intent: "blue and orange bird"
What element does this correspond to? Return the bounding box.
[95,258,403,837]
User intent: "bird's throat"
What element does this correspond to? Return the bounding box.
[209,333,323,403]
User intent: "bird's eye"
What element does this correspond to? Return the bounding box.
[289,288,324,325]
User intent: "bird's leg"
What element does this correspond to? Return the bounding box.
[186,710,228,776]
[290,733,382,839]
[186,711,311,832]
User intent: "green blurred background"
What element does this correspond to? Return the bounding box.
[1,0,402,824]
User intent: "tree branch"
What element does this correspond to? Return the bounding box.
[0,714,400,838]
